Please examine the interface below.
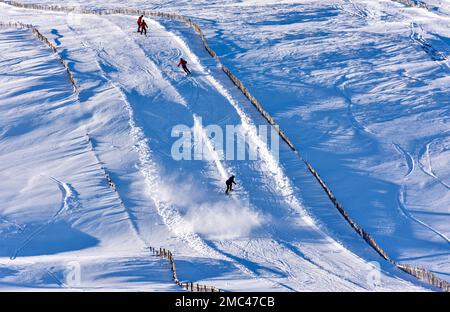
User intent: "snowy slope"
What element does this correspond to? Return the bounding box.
[179,0,450,281]
[0,0,447,291]
[0,26,183,291]
[109,0,449,282]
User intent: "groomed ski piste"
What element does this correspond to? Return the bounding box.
[0,0,448,291]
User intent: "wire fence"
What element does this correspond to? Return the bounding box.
[1,0,449,292]
[0,20,78,92]
[398,264,450,292]
[148,247,222,292]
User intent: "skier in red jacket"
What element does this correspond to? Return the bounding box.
[140,19,148,36]
[137,15,144,33]
[178,58,191,75]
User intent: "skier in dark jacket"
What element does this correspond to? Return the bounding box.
[177,58,191,75]
[225,175,236,194]
[140,19,148,36]
[137,15,144,33]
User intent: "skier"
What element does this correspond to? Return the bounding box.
[177,57,191,75]
[225,175,236,194]
[140,19,148,36]
[137,15,144,33]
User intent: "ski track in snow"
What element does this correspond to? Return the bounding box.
[393,142,450,245]
[418,139,450,190]
[335,79,376,136]
[11,177,80,260]
[192,115,234,184]
[223,239,366,290]
[397,185,450,245]
[393,143,415,178]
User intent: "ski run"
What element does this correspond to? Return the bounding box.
[1,0,449,291]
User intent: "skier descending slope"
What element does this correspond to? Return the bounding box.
[178,57,191,75]
[140,19,148,36]
[225,175,236,194]
[137,15,144,33]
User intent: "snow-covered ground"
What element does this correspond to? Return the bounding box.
[0,0,448,291]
